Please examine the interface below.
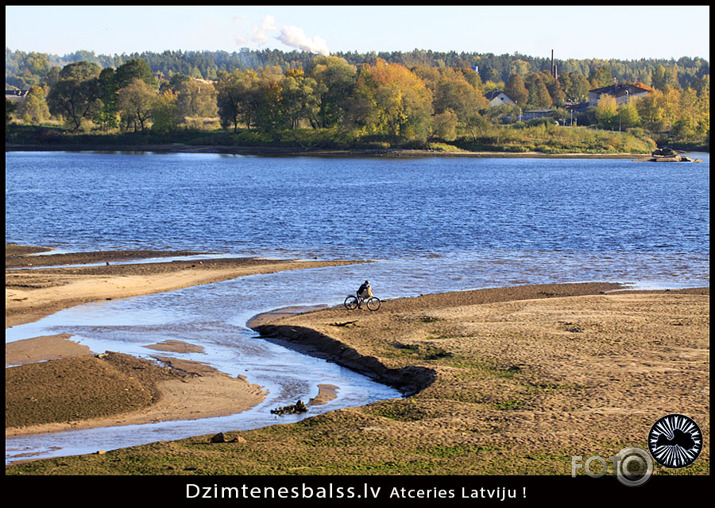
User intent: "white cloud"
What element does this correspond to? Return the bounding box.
[234,14,329,55]
[252,14,278,44]
[277,25,329,56]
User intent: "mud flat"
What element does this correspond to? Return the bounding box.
[5,244,363,438]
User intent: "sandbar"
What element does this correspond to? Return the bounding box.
[5,244,361,437]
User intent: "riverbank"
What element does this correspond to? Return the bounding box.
[6,243,364,327]
[5,244,363,440]
[6,245,709,475]
[5,142,654,159]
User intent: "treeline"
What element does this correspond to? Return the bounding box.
[5,48,710,151]
[6,47,710,91]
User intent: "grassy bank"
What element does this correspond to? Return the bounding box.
[7,284,708,476]
[5,123,665,155]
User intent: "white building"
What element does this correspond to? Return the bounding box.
[485,91,515,107]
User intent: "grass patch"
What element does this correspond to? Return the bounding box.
[366,400,431,422]
[494,399,524,410]
[388,342,453,361]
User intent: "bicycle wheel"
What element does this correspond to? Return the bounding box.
[344,295,359,310]
[366,297,381,311]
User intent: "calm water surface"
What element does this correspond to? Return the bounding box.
[5,151,709,463]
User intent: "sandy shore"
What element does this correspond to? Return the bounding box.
[5,244,709,475]
[246,283,709,472]
[5,244,361,437]
[6,244,363,328]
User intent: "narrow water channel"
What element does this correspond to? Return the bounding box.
[5,263,404,464]
[6,249,708,464]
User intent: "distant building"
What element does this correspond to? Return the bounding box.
[588,83,651,107]
[5,89,29,101]
[485,91,515,107]
[564,101,590,115]
[523,109,554,121]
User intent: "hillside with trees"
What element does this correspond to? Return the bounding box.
[5,47,710,153]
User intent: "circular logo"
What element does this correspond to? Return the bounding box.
[648,414,702,468]
[614,447,653,486]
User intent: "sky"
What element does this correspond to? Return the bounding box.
[5,5,710,61]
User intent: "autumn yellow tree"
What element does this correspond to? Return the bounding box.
[151,90,181,134]
[352,59,433,142]
[595,95,619,130]
[618,100,641,129]
[427,67,489,139]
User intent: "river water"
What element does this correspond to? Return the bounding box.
[5,151,709,464]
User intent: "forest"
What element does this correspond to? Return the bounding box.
[5,47,710,153]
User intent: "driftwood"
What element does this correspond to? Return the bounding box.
[271,400,308,415]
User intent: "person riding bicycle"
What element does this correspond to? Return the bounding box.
[357,280,373,304]
[344,280,380,311]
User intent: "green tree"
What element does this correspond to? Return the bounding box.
[17,85,51,124]
[254,81,288,133]
[115,59,157,89]
[216,69,262,132]
[651,65,666,90]
[561,72,590,102]
[588,65,612,88]
[12,52,52,88]
[216,70,244,132]
[636,91,666,131]
[279,69,320,129]
[44,66,61,90]
[693,82,710,137]
[651,64,678,91]
[431,109,458,141]
[307,55,358,129]
[58,61,101,81]
[95,67,119,130]
[432,68,488,124]
[526,74,553,108]
[658,85,682,130]
[504,73,529,106]
[546,78,566,106]
[174,79,218,119]
[6,99,17,127]
[47,62,102,132]
[164,73,191,93]
[117,78,157,132]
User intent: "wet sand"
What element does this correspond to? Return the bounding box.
[5,244,361,437]
[6,244,363,328]
[5,244,709,474]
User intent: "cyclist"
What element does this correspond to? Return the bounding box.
[357,280,372,306]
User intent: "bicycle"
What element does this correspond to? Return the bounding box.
[344,293,381,311]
